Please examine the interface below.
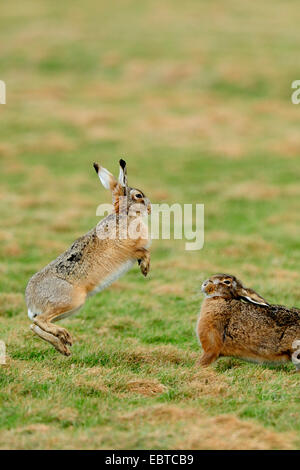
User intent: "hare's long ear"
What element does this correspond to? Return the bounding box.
[93,162,125,211]
[93,163,118,191]
[237,285,269,306]
[118,159,128,188]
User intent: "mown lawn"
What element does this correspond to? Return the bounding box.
[0,0,299,449]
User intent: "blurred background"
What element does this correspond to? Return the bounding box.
[0,0,299,450]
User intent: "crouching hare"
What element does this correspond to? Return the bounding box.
[197,274,300,371]
[26,159,151,356]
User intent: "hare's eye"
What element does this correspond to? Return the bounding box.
[223,280,231,285]
[135,193,142,199]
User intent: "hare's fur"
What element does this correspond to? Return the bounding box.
[197,274,300,370]
[26,160,151,356]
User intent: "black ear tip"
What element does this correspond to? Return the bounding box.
[119,158,126,169]
[93,162,99,173]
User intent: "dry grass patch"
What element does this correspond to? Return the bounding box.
[271,132,300,158]
[108,281,133,292]
[107,316,141,331]
[22,133,76,153]
[98,345,196,372]
[151,345,196,366]
[58,108,115,128]
[273,268,299,283]
[151,189,171,201]
[226,181,300,201]
[4,360,58,385]
[35,238,68,254]
[183,368,230,398]
[72,373,108,394]
[240,263,264,277]
[16,424,51,434]
[82,366,107,377]
[95,326,109,336]
[121,344,195,367]
[49,407,79,424]
[0,425,92,450]
[0,143,17,158]
[223,236,275,258]
[152,283,185,296]
[1,242,23,258]
[85,126,118,141]
[120,404,294,450]
[211,140,245,159]
[225,182,281,201]
[126,378,167,397]
[49,208,83,233]
[177,414,294,450]
[120,404,189,424]
[157,258,214,273]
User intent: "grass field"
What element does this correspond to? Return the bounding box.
[0,0,300,450]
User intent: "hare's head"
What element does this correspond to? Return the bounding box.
[201,274,269,306]
[93,159,151,216]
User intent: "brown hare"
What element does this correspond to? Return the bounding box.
[197,274,300,371]
[26,159,151,356]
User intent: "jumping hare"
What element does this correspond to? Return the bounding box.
[26,159,151,356]
[197,274,300,371]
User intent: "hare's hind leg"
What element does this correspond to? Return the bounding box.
[32,306,79,356]
[31,324,72,356]
[30,286,86,356]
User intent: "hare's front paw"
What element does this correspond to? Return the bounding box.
[138,256,150,277]
[139,257,150,277]
[136,248,150,277]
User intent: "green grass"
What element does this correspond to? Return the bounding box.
[0,0,299,449]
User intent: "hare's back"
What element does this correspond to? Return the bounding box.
[225,301,300,353]
[265,304,300,327]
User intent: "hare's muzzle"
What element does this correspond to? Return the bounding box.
[202,279,216,295]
